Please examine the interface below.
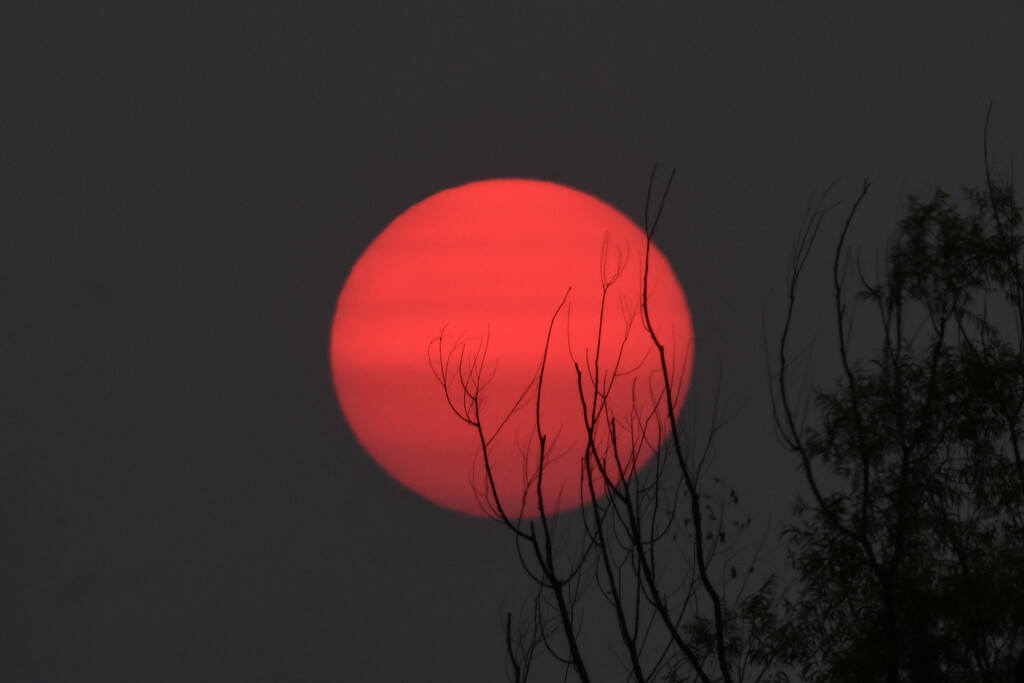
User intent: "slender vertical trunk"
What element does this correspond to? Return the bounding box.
[882,579,900,683]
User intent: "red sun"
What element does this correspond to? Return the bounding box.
[330,179,694,517]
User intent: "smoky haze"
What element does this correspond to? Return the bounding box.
[2,1,1023,680]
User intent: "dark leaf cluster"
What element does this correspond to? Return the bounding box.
[776,174,1024,682]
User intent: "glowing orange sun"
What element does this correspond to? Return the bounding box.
[330,179,694,517]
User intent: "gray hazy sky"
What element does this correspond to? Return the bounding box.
[3,1,1024,680]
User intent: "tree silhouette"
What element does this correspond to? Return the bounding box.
[773,155,1024,681]
[433,156,1024,682]
[432,169,788,682]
